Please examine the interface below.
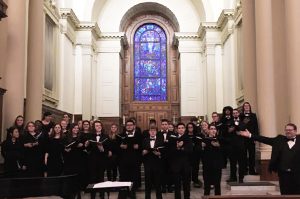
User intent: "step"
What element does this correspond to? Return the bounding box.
[228,181,277,194]
[244,175,260,182]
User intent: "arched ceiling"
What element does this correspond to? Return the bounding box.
[119,2,180,32]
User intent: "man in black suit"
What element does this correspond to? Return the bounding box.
[240,123,300,195]
[117,119,143,199]
[169,123,193,199]
[142,126,164,199]
[157,119,173,193]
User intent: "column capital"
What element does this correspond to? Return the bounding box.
[97,32,126,53]
[173,32,202,53]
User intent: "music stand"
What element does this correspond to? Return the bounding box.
[86,181,132,199]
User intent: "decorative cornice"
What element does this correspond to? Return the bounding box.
[174,32,200,40]
[77,22,101,39]
[217,9,235,30]
[59,8,79,29]
[234,1,242,26]
[43,0,60,24]
[99,32,125,39]
[198,22,218,40]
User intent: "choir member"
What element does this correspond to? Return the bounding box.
[22,121,45,177]
[45,123,65,177]
[202,124,223,195]
[61,119,69,135]
[106,123,119,181]
[142,126,164,199]
[118,119,143,199]
[186,122,202,188]
[240,102,259,175]
[63,113,71,130]
[6,115,25,139]
[1,127,25,177]
[85,120,110,199]
[169,122,193,199]
[168,123,175,132]
[41,112,55,136]
[220,106,234,172]
[211,112,222,132]
[142,119,157,138]
[157,119,173,193]
[200,121,209,137]
[230,109,246,183]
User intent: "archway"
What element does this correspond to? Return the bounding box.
[120,3,180,130]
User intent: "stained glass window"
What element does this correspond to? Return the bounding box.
[134,24,167,101]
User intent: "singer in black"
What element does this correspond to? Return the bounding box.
[240,102,259,175]
[45,123,65,177]
[22,121,45,177]
[1,126,25,177]
[85,120,110,199]
[240,123,300,195]
[142,126,164,199]
[202,124,223,195]
[169,122,193,199]
[117,119,143,199]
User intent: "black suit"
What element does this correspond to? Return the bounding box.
[252,134,300,194]
[240,112,259,173]
[168,133,193,199]
[202,137,223,195]
[143,135,164,199]
[86,133,110,199]
[157,130,173,191]
[117,131,143,199]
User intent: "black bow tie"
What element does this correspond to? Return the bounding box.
[285,137,295,142]
[150,138,156,141]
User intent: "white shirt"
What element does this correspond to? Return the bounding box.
[96,134,100,142]
[126,131,135,137]
[150,137,156,148]
[287,138,296,149]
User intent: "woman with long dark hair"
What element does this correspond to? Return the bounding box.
[44,123,64,176]
[240,102,259,175]
[22,122,45,177]
[1,127,25,177]
[106,123,119,181]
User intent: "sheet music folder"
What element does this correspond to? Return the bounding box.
[86,181,132,192]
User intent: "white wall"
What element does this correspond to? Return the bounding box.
[57,35,75,113]
[222,35,236,106]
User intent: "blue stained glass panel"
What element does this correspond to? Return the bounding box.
[134,23,167,101]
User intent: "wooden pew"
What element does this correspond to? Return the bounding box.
[0,174,79,199]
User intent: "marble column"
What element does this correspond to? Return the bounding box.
[3,0,27,129]
[26,0,44,121]
[255,0,277,159]
[285,0,300,128]
[241,0,257,110]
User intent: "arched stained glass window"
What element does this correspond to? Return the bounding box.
[134,23,167,101]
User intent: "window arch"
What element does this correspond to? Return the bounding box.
[134,23,167,101]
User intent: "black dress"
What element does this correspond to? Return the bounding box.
[1,138,24,177]
[22,132,45,177]
[46,138,64,176]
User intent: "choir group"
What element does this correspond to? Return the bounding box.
[1,102,259,199]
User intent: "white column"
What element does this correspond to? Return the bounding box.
[96,35,123,117]
[176,34,203,117]
[285,0,300,128]
[255,0,277,159]
[241,0,257,110]
[26,0,44,121]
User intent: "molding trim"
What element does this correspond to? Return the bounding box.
[43,0,60,24]
[59,8,79,29]
[198,22,218,40]
[217,9,235,30]
[99,32,125,39]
